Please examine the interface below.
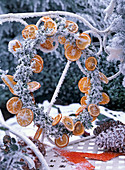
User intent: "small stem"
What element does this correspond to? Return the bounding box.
[47,60,71,114]
[103,33,110,55]
[108,70,121,81]
[76,60,87,75]
[47,136,55,145]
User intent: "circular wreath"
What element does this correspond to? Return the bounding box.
[1,15,110,148]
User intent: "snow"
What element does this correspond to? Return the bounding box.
[0,100,125,144]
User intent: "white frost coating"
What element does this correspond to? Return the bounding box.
[84,30,103,55]
[0,110,50,170]
[106,46,123,61]
[76,60,87,75]
[0,18,28,26]
[0,11,103,33]
[36,17,42,28]
[104,0,116,21]
[47,60,71,114]
[108,70,121,81]
[103,33,110,55]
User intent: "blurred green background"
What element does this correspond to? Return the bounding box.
[0,0,124,120]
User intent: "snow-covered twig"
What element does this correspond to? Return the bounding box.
[0,110,50,170]
[104,0,116,22]
[47,60,71,114]
[107,70,121,81]
[85,30,103,55]
[0,11,109,34]
[103,33,110,55]
[0,18,28,26]
[76,60,87,75]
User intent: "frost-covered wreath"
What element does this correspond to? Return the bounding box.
[1,15,114,148]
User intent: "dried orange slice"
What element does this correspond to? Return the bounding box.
[16,108,34,127]
[52,113,62,126]
[85,57,97,71]
[99,92,110,105]
[31,56,43,73]
[73,121,85,136]
[65,45,81,61]
[34,127,43,140]
[58,35,66,45]
[99,72,109,84]
[27,81,41,92]
[40,39,53,50]
[80,96,87,106]
[1,75,17,95]
[65,20,78,33]
[64,41,70,50]
[78,77,91,93]
[88,104,100,117]
[76,33,91,50]
[22,25,38,39]
[75,105,87,116]
[55,134,69,148]
[8,40,22,53]
[41,16,52,22]
[62,116,74,131]
[91,116,97,122]
[6,97,23,114]
[44,20,57,36]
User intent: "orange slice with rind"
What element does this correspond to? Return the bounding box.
[64,41,70,50]
[41,16,52,22]
[34,127,43,140]
[16,108,34,127]
[22,25,38,39]
[1,75,17,95]
[44,20,57,36]
[85,57,97,71]
[55,134,69,148]
[80,96,87,106]
[65,20,78,33]
[31,56,43,73]
[88,104,100,117]
[52,113,62,126]
[58,35,66,45]
[62,116,74,131]
[8,40,22,53]
[78,77,91,93]
[91,116,97,122]
[65,45,81,61]
[76,33,91,50]
[40,39,53,50]
[75,105,87,116]
[6,97,23,114]
[99,92,110,105]
[99,72,109,84]
[27,81,41,92]
[73,121,85,136]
